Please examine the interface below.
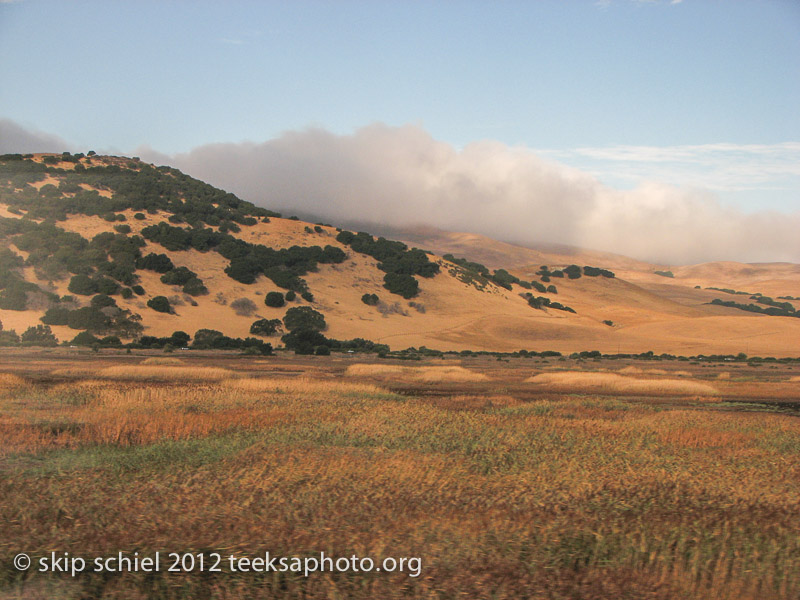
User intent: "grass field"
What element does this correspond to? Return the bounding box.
[1,350,799,599]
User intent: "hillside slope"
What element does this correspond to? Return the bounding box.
[1,152,799,356]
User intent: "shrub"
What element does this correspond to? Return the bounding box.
[181,277,208,296]
[231,297,257,316]
[90,294,116,308]
[147,296,172,313]
[133,212,146,220]
[301,291,314,302]
[132,285,145,296]
[113,224,132,234]
[0,330,20,346]
[361,293,379,306]
[265,291,285,308]
[285,290,296,302]
[95,276,120,295]
[160,266,197,286]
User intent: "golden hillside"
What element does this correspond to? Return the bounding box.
[1,152,799,356]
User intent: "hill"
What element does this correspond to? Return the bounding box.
[1,152,799,357]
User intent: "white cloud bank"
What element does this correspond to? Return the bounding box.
[136,124,800,265]
[2,118,797,264]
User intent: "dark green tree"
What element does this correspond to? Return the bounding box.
[147,296,172,313]
[283,306,326,332]
[265,291,285,308]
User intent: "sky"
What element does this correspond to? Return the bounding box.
[1,0,799,264]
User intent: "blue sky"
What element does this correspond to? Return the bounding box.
[1,0,799,262]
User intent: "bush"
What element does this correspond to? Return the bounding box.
[265,291,285,308]
[361,293,379,306]
[160,266,197,286]
[301,291,314,302]
[133,212,146,220]
[283,306,326,332]
[285,290,296,302]
[113,224,132,234]
[181,277,208,296]
[90,294,116,308]
[0,330,20,346]
[147,296,172,313]
[231,297,257,316]
[314,345,331,356]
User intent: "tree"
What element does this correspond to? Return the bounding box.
[265,291,285,308]
[250,318,283,337]
[71,331,100,346]
[169,331,191,346]
[137,253,174,273]
[281,328,328,354]
[383,273,419,299]
[20,324,58,347]
[147,296,172,313]
[68,274,98,296]
[283,306,326,332]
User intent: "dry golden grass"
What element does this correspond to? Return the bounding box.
[345,363,489,382]
[53,365,238,381]
[0,372,25,389]
[526,371,719,395]
[221,376,385,396]
[618,366,692,377]
[789,375,800,382]
[1,356,798,599]
[140,356,185,366]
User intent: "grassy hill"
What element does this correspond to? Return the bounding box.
[1,152,799,357]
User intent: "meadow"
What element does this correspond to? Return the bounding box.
[1,349,799,599]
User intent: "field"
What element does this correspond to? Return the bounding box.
[1,349,799,599]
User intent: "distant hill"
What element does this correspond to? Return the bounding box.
[1,152,799,356]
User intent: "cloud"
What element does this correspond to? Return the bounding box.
[1,118,796,265]
[0,119,72,154]
[134,123,800,265]
[539,142,800,194]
